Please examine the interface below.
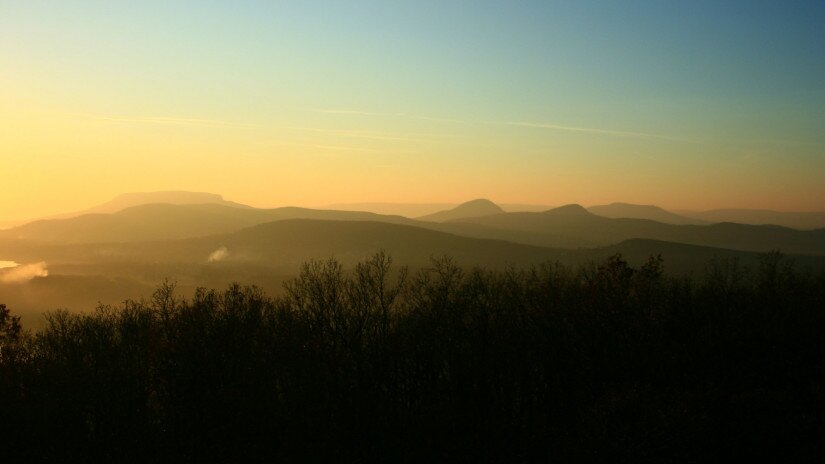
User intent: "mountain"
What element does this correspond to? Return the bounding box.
[588,203,706,225]
[418,199,505,222]
[211,219,567,268]
[326,202,456,218]
[444,204,825,255]
[80,191,252,214]
[681,209,825,230]
[0,219,569,269]
[327,201,554,218]
[6,216,825,324]
[0,203,416,244]
[7,200,825,256]
[4,191,252,227]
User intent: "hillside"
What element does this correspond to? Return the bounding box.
[0,219,568,269]
[0,203,416,244]
[683,209,825,230]
[418,199,504,222]
[588,202,706,225]
[448,204,825,255]
[5,200,825,256]
[5,218,825,324]
[326,202,455,218]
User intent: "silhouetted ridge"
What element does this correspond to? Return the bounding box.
[417,198,504,222]
[545,204,590,215]
[683,208,825,230]
[588,202,705,225]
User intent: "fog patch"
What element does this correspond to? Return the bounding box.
[208,247,229,263]
[0,261,49,283]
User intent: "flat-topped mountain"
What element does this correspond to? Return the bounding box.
[7,191,252,226]
[418,199,504,222]
[588,202,706,225]
[86,191,252,214]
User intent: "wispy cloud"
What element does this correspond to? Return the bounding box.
[307,143,381,153]
[286,126,434,143]
[264,139,382,154]
[304,108,695,143]
[305,109,386,116]
[71,112,256,128]
[498,121,697,143]
[305,108,467,125]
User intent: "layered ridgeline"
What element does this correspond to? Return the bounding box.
[442,203,825,255]
[681,208,825,230]
[2,196,825,255]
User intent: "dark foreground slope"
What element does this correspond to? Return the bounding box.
[1,253,824,462]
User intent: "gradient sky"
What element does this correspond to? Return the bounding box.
[2,0,824,220]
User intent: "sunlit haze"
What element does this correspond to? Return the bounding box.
[2,1,824,220]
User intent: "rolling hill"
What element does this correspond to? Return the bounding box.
[5,217,825,324]
[418,199,504,222]
[0,219,569,268]
[588,202,706,225]
[681,209,825,230]
[3,199,825,258]
[446,204,825,255]
[0,203,416,244]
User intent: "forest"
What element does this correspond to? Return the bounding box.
[1,251,824,462]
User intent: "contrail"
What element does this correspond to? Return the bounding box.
[71,112,256,128]
[498,121,698,143]
[304,108,694,143]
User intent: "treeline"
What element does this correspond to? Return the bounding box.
[1,252,824,462]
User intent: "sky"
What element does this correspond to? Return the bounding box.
[1,0,824,220]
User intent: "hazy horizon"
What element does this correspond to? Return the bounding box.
[5,189,825,226]
[3,1,825,221]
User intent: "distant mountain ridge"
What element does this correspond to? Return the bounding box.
[0,203,416,244]
[681,209,825,230]
[89,191,251,212]
[328,202,553,217]
[4,191,252,227]
[588,202,706,225]
[443,204,825,255]
[418,199,504,222]
[3,194,824,256]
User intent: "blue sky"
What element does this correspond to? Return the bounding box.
[1,0,824,217]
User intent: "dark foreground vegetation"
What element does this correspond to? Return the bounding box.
[2,252,824,462]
